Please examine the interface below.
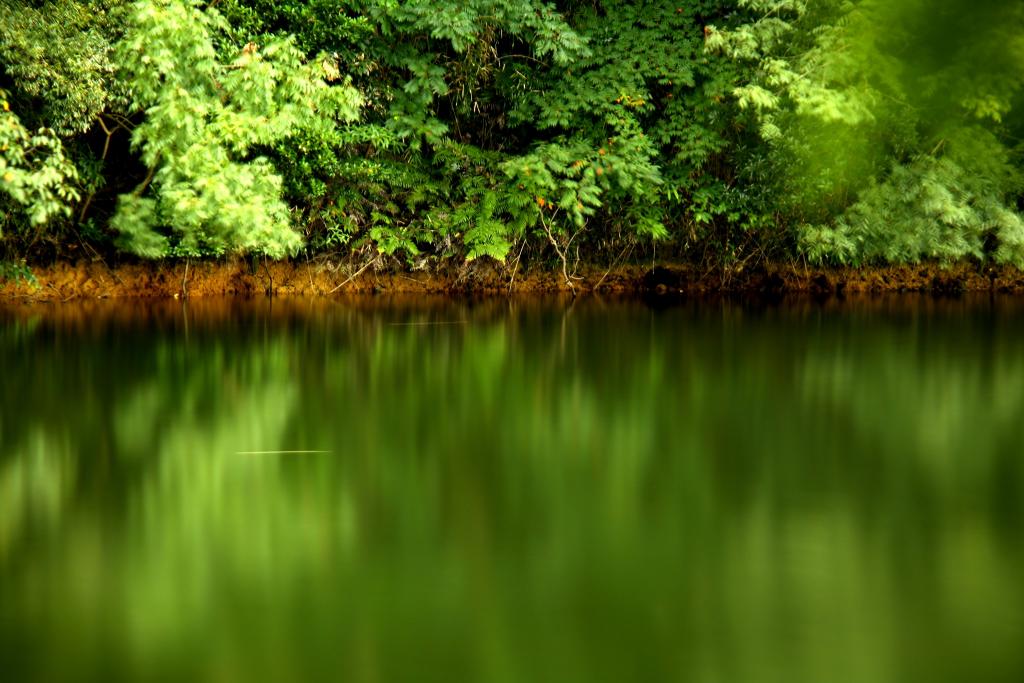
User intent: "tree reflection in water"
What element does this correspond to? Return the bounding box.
[1,296,1023,682]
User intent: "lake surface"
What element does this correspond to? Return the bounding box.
[2,295,1023,682]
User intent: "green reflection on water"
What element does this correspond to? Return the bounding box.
[1,297,1023,682]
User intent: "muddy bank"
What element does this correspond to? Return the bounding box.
[3,257,1024,301]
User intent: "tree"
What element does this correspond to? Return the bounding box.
[0,94,80,232]
[708,0,1024,266]
[0,0,125,238]
[112,0,362,258]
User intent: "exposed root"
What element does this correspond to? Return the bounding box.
[327,255,379,294]
[538,210,584,294]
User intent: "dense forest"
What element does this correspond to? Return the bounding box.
[1,0,1023,280]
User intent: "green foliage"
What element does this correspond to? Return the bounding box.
[502,0,768,254]
[112,0,362,258]
[802,129,1024,266]
[0,94,80,231]
[1,0,1023,271]
[0,0,127,136]
[0,0,115,237]
[424,142,513,261]
[501,133,659,233]
[710,0,1024,266]
[214,0,598,262]
[0,258,37,286]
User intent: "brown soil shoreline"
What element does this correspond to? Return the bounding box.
[3,258,1024,301]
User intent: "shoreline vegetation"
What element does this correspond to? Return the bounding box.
[2,1,1023,293]
[4,259,1024,301]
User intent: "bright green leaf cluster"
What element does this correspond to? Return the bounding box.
[112,0,362,258]
[0,95,80,232]
[711,0,1024,266]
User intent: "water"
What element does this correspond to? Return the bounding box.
[1,295,1023,682]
